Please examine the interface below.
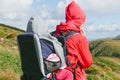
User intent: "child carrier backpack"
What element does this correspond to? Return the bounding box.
[17,16,66,80]
[51,31,78,80]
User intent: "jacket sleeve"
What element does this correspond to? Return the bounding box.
[66,34,92,69]
[76,35,92,68]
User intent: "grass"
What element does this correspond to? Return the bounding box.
[96,57,120,71]
[0,69,20,80]
[0,23,23,80]
[86,57,120,80]
[0,48,22,80]
[0,51,21,73]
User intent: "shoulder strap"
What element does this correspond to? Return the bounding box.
[65,31,78,39]
[61,31,78,80]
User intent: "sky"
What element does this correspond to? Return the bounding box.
[0,0,120,40]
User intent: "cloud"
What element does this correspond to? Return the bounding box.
[86,24,120,32]
[56,1,66,16]
[85,24,120,40]
[0,0,33,19]
[78,0,120,14]
[0,0,34,29]
[33,0,66,31]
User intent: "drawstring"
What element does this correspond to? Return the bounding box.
[52,72,56,80]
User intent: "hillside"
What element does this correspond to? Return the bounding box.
[0,24,120,80]
[86,38,120,80]
[0,23,24,54]
[90,38,120,57]
[0,24,24,80]
[115,34,120,39]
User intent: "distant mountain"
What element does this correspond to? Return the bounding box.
[115,34,120,39]
[90,38,120,57]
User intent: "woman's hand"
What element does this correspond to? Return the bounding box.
[80,28,86,36]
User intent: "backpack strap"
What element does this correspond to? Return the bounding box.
[65,31,78,39]
[60,30,78,55]
[51,72,56,80]
[51,31,79,80]
[60,31,79,80]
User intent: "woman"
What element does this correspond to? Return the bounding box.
[55,1,92,80]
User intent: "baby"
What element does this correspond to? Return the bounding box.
[46,53,73,80]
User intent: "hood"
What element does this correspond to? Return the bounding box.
[65,1,86,28]
[55,1,86,36]
[26,16,50,38]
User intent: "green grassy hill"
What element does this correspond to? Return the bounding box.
[0,23,120,80]
[90,38,120,57]
[87,38,120,80]
[0,23,24,54]
[0,23,24,80]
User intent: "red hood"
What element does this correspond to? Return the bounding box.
[55,1,86,36]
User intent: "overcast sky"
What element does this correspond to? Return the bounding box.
[0,0,120,40]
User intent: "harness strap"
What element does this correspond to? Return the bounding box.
[65,31,78,39]
[52,30,79,80]
[60,31,78,80]
[51,72,56,80]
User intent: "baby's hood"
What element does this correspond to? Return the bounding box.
[26,15,50,38]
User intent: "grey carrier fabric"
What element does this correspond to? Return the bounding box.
[17,16,66,80]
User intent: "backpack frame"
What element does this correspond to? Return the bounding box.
[17,32,66,80]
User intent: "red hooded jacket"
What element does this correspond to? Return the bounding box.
[55,1,92,80]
